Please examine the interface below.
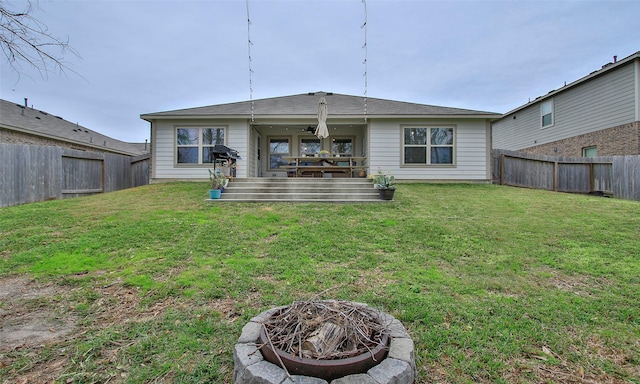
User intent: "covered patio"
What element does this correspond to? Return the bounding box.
[248,121,369,178]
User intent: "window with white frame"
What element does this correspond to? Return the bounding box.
[403,127,455,165]
[176,127,225,164]
[269,137,290,170]
[541,99,554,128]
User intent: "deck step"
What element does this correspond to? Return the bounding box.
[209,178,389,202]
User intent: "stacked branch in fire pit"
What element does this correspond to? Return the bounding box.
[261,300,389,360]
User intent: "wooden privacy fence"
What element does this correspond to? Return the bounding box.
[491,149,640,201]
[1,143,150,207]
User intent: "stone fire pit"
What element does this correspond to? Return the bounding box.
[233,301,415,384]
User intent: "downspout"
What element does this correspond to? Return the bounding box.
[635,57,640,154]
[486,119,493,182]
[635,57,640,122]
[150,120,156,181]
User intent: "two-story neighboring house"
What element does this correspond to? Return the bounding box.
[492,51,640,157]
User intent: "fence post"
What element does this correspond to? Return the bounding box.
[101,158,106,193]
[553,161,559,191]
[500,154,505,185]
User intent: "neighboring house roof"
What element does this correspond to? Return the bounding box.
[129,142,151,154]
[141,92,501,120]
[503,50,640,116]
[0,99,144,156]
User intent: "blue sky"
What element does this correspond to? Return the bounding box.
[1,0,639,142]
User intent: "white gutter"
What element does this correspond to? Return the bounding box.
[635,56,640,121]
[141,114,502,121]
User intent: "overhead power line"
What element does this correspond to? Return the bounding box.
[246,0,254,122]
[362,0,368,122]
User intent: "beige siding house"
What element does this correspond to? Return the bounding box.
[141,92,500,182]
[492,51,640,157]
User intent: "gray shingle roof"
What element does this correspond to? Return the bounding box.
[1,99,144,156]
[141,92,500,119]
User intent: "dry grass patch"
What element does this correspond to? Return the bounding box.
[206,298,242,323]
[0,277,76,350]
[91,284,181,326]
[0,277,76,384]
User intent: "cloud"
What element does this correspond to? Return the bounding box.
[1,0,639,142]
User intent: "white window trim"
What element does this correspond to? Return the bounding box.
[401,125,456,167]
[174,126,226,167]
[541,99,554,129]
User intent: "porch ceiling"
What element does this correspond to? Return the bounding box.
[252,123,367,133]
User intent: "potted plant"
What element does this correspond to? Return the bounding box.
[319,149,330,158]
[208,169,227,199]
[373,169,396,200]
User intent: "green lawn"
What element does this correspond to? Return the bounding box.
[1,182,638,383]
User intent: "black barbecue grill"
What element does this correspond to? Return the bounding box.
[211,145,241,161]
[211,145,241,177]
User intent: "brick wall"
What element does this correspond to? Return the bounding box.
[0,128,106,153]
[521,121,640,157]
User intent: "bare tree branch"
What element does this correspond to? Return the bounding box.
[0,0,81,79]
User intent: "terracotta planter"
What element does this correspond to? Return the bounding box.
[259,327,389,381]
